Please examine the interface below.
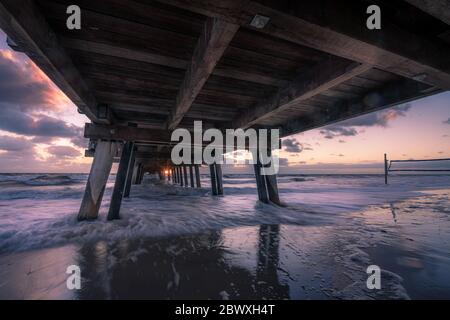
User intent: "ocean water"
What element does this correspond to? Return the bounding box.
[0,173,449,299]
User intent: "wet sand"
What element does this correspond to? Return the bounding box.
[1,188,449,300]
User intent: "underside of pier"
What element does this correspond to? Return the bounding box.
[1,0,449,219]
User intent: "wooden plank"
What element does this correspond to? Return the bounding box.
[405,0,450,26]
[281,79,442,137]
[158,0,450,89]
[63,38,286,86]
[168,17,239,129]
[0,0,108,123]
[234,59,371,128]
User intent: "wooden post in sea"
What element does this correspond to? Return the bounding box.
[183,165,188,187]
[195,165,201,188]
[253,161,269,204]
[209,164,218,195]
[215,164,223,195]
[124,146,136,198]
[189,165,195,188]
[179,166,184,186]
[252,148,280,205]
[78,141,118,221]
[108,141,134,220]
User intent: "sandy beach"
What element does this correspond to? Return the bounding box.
[1,174,449,300]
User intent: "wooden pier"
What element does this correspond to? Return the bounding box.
[1,0,449,220]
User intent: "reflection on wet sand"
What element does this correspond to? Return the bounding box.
[75,225,288,299]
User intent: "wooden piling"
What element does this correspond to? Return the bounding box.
[209,164,218,195]
[108,141,134,220]
[78,141,117,221]
[253,162,269,203]
[179,166,184,186]
[124,146,136,198]
[183,165,188,187]
[195,165,201,188]
[215,164,223,195]
[189,165,195,188]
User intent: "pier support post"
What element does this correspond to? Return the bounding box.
[209,164,218,195]
[183,165,188,187]
[175,167,179,184]
[78,140,117,221]
[215,164,223,195]
[195,165,201,188]
[209,163,223,195]
[189,165,195,188]
[108,141,134,221]
[179,166,184,186]
[124,146,136,198]
[253,150,281,205]
[253,162,269,203]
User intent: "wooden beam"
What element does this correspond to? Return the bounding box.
[62,38,286,86]
[158,0,450,89]
[168,17,239,130]
[233,59,371,128]
[0,0,108,123]
[404,0,450,26]
[281,79,442,137]
[84,123,171,143]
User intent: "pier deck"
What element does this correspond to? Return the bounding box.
[1,0,449,218]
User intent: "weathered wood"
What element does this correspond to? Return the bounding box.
[160,0,450,89]
[84,123,171,143]
[195,165,202,188]
[0,0,109,123]
[189,165,195,188]
[63,38,286,86]
[78,141,117,220]
[263,150,281,205]
[253,162,269,204]
[168,17,239,129]
[183,166,189,187]
[178,166,183,185]
[234,60,371,128]
[209,164,218,195]
[108,142,134,220]
[215,164,224,195]
[405,0,450,26]
[124,146,136,198]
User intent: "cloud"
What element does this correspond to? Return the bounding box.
[0,135,33,152]
[46,146,81,158]
[320,104,412,139]
[282,138,302,153]
[278,158,289,166]
[444,118,450,125]
[0,50,62,110]
[0,106,81,137]
[320,126,358,139]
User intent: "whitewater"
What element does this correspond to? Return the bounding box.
[0,173,449,299]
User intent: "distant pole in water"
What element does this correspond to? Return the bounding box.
[384,153,388,185]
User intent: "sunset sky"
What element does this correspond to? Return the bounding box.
[0,30,449,174]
